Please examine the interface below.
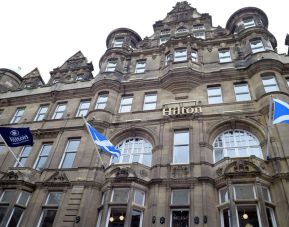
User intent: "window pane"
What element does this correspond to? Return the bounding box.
[235,185,255,200]
[67,140,80,152]
[130,210,142,227]
[222,208,231,227]
[36,157,48,170]
[243,18,255,29]
[172,190,189,205]
[22,146,32,156]
[172,210,189,227]
[7,207,24,227]
[108,208,126,227]
[219,188,229,203]
[208,96,222,104]
[215,148,224,162]
[39,209,57,227]
[134,190,145,206]
[173,146,189,163]
[17,191,30,206]
[237,205,260,227]
[61,152,76,168]
[174,131,189,145]
[1,191,16,203]
[262,187,271,202]
[112,189,129,203]
[0,207,8,224]
[40,144,52,156]
[46,192,63,205]
[266,207,277,227]
[142,154,152,167]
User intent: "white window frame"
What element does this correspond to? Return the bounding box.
[219,49,232,63]
[266,207,278,227]
[14,146,32,167]
[243,17,255,29]
[59,139,80,168]
[95,93,108,109]
[213,129,263,163]
[10,107,25,124]
[111,137,152,167]
[76,100,90,117]
[52,103,66,120]
[172,130,190,164]
[105,60,117,72]
[119,95,133,113]
[207,86,223,104]
[33,144,53,171]
[34,105,49,121]
[262,75,279,93]
[234,83,251,102]
[250,39,265,53]
[143,93,157,111]
[5,207,24,227]
[113,37,124,48]
[191,50,198,62]
[220,208,231,227]
[135,60,146,74]
[174,49,187,62]
[192,24,206,40]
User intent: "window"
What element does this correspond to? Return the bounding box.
[135,60,146,74]
[171,190,189,205]
[15,146,32,167]
[160,36,169,45]
[174,49,187,62]
[193,25,206,40]
[207,86,223,104]
[130,210,143,227]
[0,190,31,227]
[160,29,170,36]
[213,129,263,162]
[219,49,232,63]
[236,205,261,227]
[95,93,108,109]
[34,105,49,121]
[59,139,80,168]
[143,93,157,110]
[173,130,189,164]
[52,103,66,119]
[111,137,152,167]
[262,187,271,202]
[105,59,117,72]
[243,17,255,29]
[76,74,84,81]
[76,100,90,117]
[234,185,255,200]
[262,75,279,93]
[37,192,63,227]
[191,50,198,62]
[219,187,229,203]
[250,39,265,53]
[119,95,133,113]
[0,144,5,154]
[10,108,25,124]
[111,188,129,203]
[6,191,31,227]
[234,83,251,101]
[34,144,53,171]
[134,190,145,206]
[107,208,126,227]
[171,210,189,227]
[113,37,124,48]
[165,53,172,65]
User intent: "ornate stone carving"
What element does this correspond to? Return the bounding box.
[45,171,70,183]
[116,168,129,178]
[171,165,189,178]
[233,160,249,172]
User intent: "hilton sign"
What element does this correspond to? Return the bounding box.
[162,100,202,117]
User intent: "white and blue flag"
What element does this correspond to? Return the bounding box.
[86,123,120,158]
[273,99,289,124]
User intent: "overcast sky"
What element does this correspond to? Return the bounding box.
[0,0,288,83]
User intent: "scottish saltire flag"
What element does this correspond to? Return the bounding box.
[86,123,120,157]
[273,99,289,124]
[0,127,33,147]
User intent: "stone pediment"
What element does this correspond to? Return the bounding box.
[217,160,261,177]
[0,169,38,183]
[44,171,70,185]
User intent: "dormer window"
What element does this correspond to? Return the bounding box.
[113,37,124,48]
[243,17,255,29]
[176,27,188,34]
[160,29,170,36]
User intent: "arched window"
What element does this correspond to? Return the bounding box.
[111,137,152,167]
[213,129,263,162]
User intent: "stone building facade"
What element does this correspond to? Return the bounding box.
[0,1,289,227]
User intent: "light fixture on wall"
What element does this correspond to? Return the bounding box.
[119,215,124,221]
[242,211,248,220]
[109,217,114,222]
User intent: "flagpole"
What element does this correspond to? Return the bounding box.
[82,116,106,168]
[266,95,273,160]
[0,134,23,167]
